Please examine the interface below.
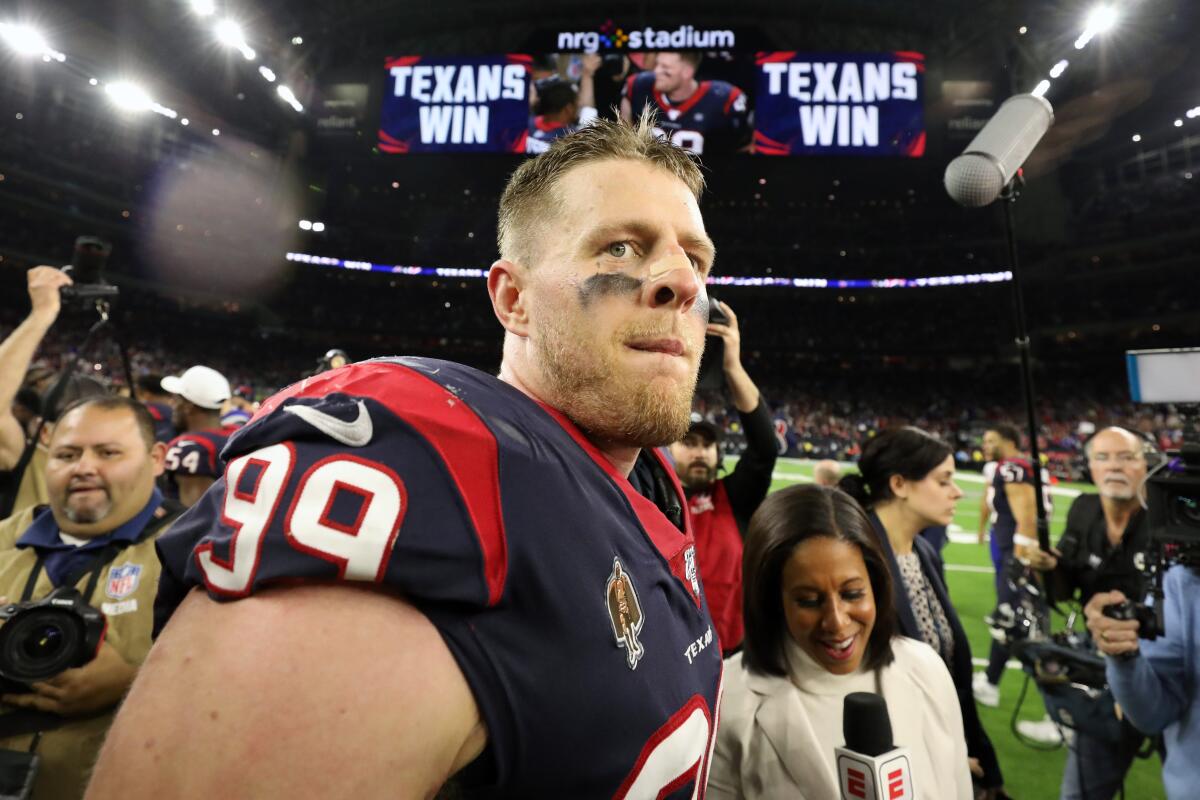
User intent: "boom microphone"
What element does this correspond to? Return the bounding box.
[836,693,916,800]
[944,94,1054,207]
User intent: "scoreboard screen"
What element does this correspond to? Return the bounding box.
[378,50,924,158]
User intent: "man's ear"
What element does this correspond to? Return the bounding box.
[149,441,168,477]
[487,259,530,337]
[38,421,53,447]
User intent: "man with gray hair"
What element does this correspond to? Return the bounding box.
[812,459,841,487]
[1028,426,1155,800]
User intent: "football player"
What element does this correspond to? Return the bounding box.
[619,51,750,155]
[160,366,235,508]
[525,54,600,154]
[89,113,724,799]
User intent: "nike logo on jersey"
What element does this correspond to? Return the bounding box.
[283,400,374,447]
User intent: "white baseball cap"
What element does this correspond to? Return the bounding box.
[161,366,231,410]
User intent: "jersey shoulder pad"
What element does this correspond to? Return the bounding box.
[165,433,222,477]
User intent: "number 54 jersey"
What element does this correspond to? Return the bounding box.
[154,357,724,798]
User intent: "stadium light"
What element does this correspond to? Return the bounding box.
[1018,26,1028,35]
[312,222,325,232]
[180,117,189,125]
[1049,59,1069,79]
[277,84,303,112]
[211,128,220,136]
[291,36,303,45]
[1132,133,1142,142]
[0,22,48,55]
[258,65,275,82]
[215,19,255,60]
[104,81,153,112]
[190,0,216,16]
[1175,119,1184,127]
[1032,80,1051,98]
[1086,6,1119,35]
[1076,6,1118,49]
[299,220,313,230]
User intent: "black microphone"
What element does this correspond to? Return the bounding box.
[944,94,1054,207]
[836,692,916,800]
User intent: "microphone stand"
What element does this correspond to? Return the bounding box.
[999,175,1051,554]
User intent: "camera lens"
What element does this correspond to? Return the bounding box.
[1174,493,1200,525]
[21,624,65,661]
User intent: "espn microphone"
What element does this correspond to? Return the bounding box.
[944,94,1054,207]
[836,692,916,800]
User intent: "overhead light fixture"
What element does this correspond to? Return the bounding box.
[1086,6,1119,35]
[311,222,325,232]
[299,219,313,230]
[104,81,153,112]
[212,128,220,136]
[258,66,275,82]
[1175,119,1184,127]
[291,36,303,45]
[1018,26,1028,35]
[0,22,48,56]
[277,84,303,112]
[214,18,255,60]
[190,0,216,16]
[1131,133,1141,142]
[1049,60,1069,79]
[181,117,190,126]
[1031,80,1051,98]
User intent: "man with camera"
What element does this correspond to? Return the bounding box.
[0,268,75,517]
[0,396,179,799]
[1085,560,1199,800]
[666,300,776,654]
[1027,427,1154,799]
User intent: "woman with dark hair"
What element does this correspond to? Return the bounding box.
[709,485,971,799]
[838,426,1008,799]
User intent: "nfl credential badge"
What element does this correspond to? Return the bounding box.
[684,546,702,599]
[606,557,645,670]
[105,562,142,600]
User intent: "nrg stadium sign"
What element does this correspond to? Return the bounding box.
[556,22,736,52]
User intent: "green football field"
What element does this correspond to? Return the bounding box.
[747,457,1167,800]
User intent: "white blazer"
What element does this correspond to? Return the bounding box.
[708,636,973,800]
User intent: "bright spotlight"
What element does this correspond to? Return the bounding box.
[291,36,303,45]
[277,84,303,112]
[0,22,49,56]
[1049,60,1069,79]
[181,117,189,126]
[215,18,255,59]
[1175,119,1184,127]
[212,128,220,136]
[258,66,276,82]
[1031,80,1051,98]
[214,19,244,47]
[88,77,98,86]
[1131,134,1142,142]
[1086,6,1119,35]
[311,222,325,232]
[299,220,313,230]
[190,0,216,16]
[104,81,153,112]
[1018,26,1028,35]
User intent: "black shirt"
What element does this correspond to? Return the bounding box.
[1049,493,1150,607]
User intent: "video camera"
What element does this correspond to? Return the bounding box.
[0,587,106,694]
[1100,348,1200,640]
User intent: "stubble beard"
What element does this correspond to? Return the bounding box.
[533,308,699,449]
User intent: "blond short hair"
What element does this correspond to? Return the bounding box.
[497,110,705,266]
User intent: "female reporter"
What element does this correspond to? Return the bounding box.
[838,426,1006,799]
[709,485,972,799]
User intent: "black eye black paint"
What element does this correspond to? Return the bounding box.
[578,272,644,306]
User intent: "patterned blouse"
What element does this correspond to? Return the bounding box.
[895,551,955,665]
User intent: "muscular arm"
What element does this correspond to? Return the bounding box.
[1004,482,1037,540]
[87,584,487,800]
[722,399,777,525]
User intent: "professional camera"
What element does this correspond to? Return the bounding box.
[0,588,106,694]
[1100,348,1200,639]
[60,236,120,303]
